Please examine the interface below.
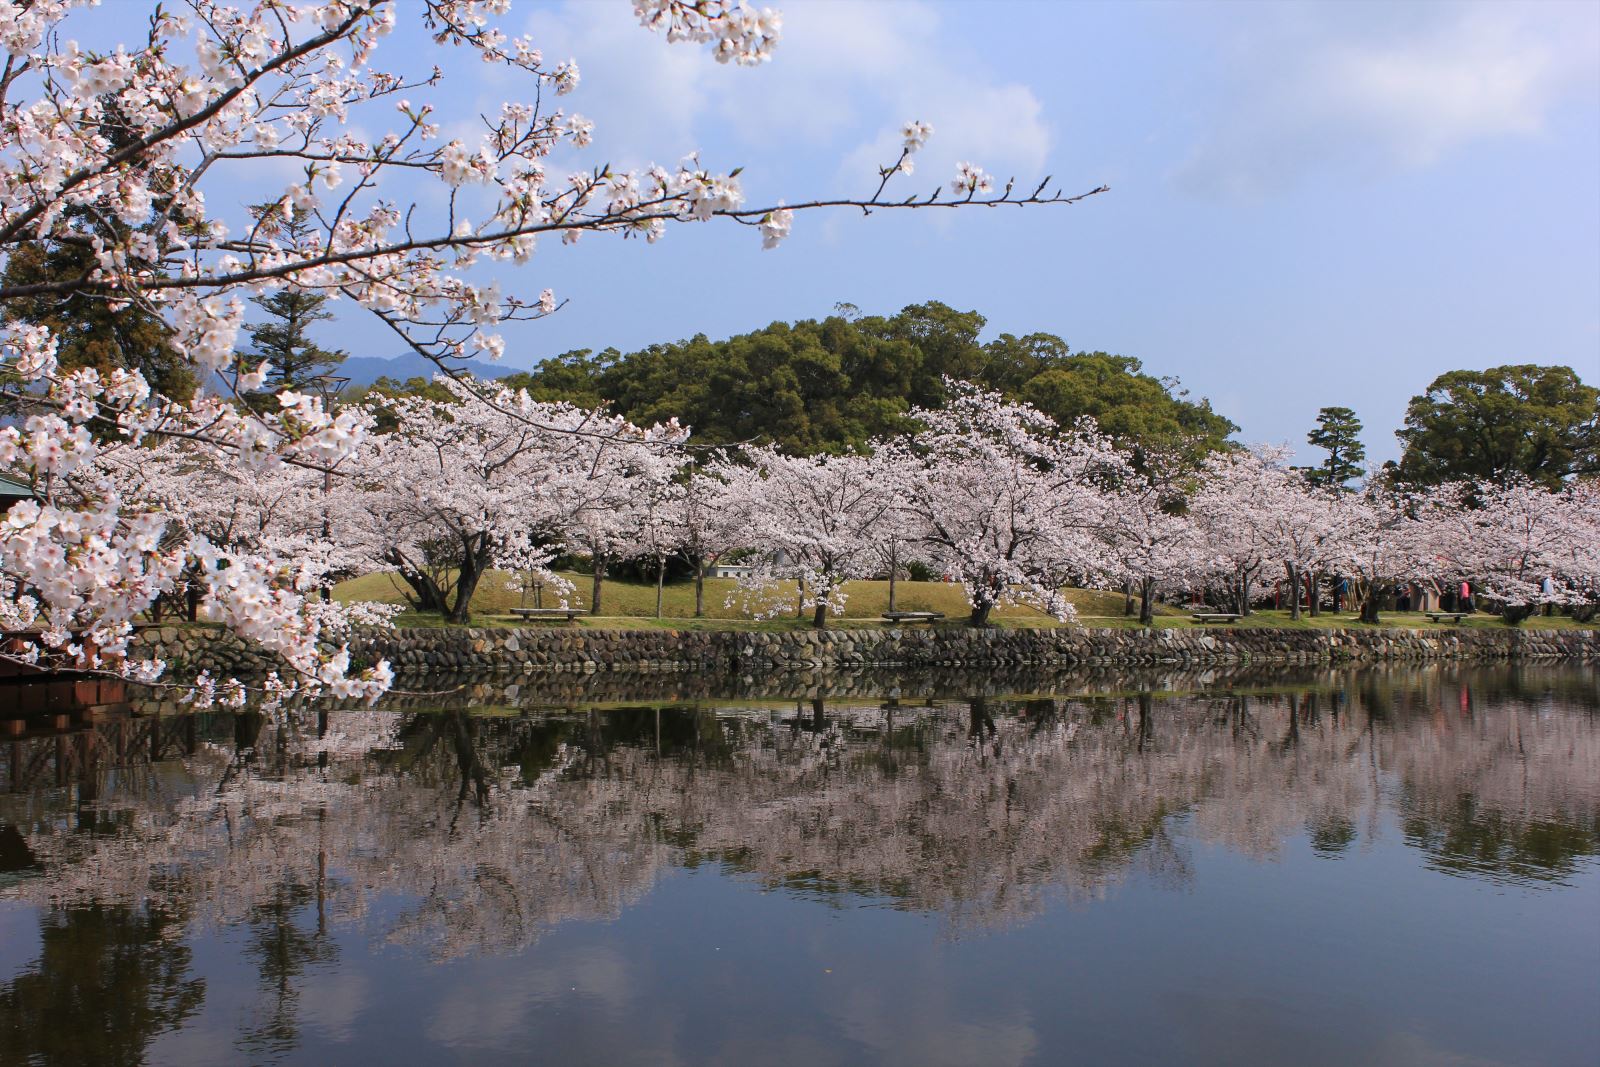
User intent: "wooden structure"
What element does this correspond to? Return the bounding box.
[1191,613,1242,624]
[882,610,945,624]
[511,607,584,622]
[0,473,33,515]
[1,683,199,797]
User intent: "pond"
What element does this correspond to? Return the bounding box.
[0,664,1597,1066]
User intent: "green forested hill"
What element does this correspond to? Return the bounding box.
[487,302,1237,456]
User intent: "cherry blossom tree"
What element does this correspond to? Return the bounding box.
[625,439,691,618]
[1187,449,1289,616]
[1228,453,1366,621]
[1095,466,1202,626]
[725,446,892,627]
[559,426,664,616]
[880,383,1123,627]
[0,0,1105,697]
[1560,481,1600,619]
[100,434,384,618]
[1331,480,1432,625]
[1422,478,1595,624]
[358,376,685,623]
[675,457,755,618]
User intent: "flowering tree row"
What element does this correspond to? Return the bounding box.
[105,377,1600,653]
[0,0,1106,701]
[695,386,1599,628]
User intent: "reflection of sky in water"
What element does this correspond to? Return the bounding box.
[0,665,1596,1066]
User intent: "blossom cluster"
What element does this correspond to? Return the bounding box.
[633,0,782,65]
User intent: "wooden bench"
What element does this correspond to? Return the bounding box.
[510,607,585,622]
[1191,613,1241,624]
[882,610,945,624]
[1424,611,1469,624]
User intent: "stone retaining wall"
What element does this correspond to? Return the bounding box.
[129,623,1600,679]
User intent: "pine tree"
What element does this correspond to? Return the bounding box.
[1305,406,1366,490]
[1,95,197,417]
[237,207,347,397]
[1,237,196,406]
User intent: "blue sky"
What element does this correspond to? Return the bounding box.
[174,1,1600,461]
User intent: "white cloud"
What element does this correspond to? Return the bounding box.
[1176,1,1599,198]
[525,0,1052,196]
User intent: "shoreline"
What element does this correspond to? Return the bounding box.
[129,623,1600,679]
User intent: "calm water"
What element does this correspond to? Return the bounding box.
[1,665,1597,1067]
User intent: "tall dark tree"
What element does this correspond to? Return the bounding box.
[1,94,197,412]
[1395,365,1599,489]
[1304,406,1366,490]
[237,207,348,396]
[1,234,196,407]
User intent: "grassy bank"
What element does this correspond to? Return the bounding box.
[332,570,1597,631]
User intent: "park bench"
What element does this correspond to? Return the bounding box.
[1191,613,1241,624]
[882,610,945,624]
[1424,611,1470,624]
[510,607,585,622]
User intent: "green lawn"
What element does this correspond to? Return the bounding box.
[333,570,1147,626]
[332,570,1596,631]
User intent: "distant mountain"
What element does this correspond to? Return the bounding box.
[336,353,527,387]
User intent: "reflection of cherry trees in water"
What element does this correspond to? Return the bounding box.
[0,669,1596,981]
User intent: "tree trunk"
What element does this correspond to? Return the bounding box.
[447,545,487,624]
[1360,589,1381,625]
[655,555,665,618]
[796,576,806,619]
[1123,579,1135,617]
[887,539,898,614]
[969,601,994,628]
[388,551,446,613]
[1238,576,1252,617]
[694,558,705,618]
[1287,563,1301,621]
[1501,604,1536,626]
[812,601,828,628]
[1138,577,1155,627]
[590,557,604,616]
[399,571,445,613]
[1308,570,1321,617]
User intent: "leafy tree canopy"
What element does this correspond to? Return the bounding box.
[1,237,196,406]
[496,302,1238,457]
[1395,364,1599,489]
[1,96,199,411]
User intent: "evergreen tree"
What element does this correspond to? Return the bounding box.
[501,302,1239,458]
[1,95,197,415]
[2,239,195,402]
[1305,406,1366,489]
[237,207,347,396]
[1395,365,1599,489]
